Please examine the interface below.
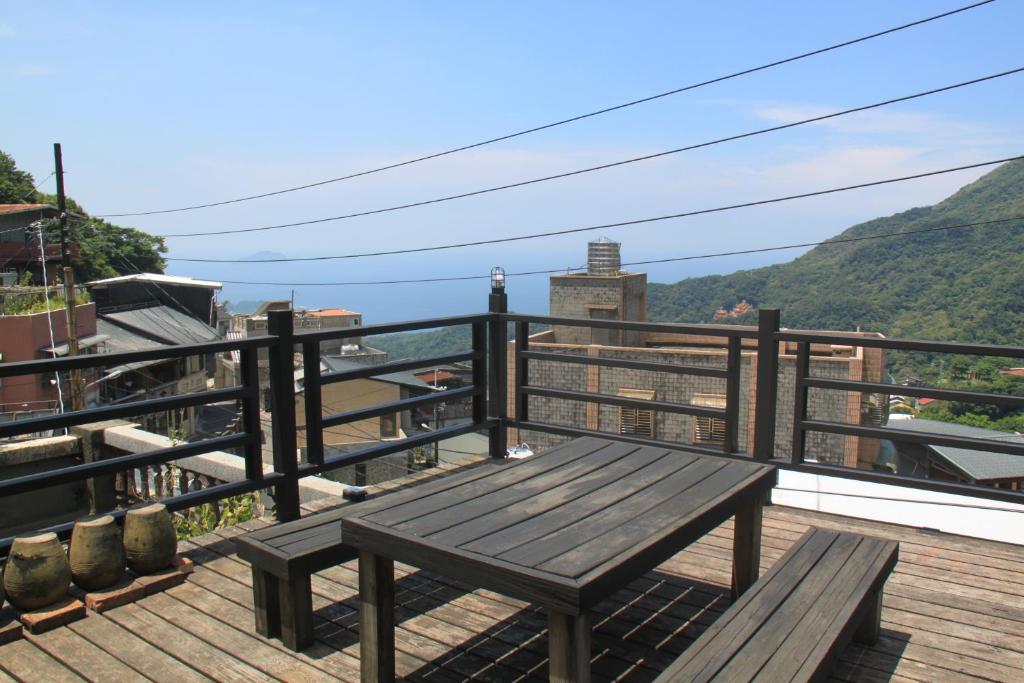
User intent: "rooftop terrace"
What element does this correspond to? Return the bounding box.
[1,482,1020,682]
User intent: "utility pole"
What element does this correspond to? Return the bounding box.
[54,143,83,410]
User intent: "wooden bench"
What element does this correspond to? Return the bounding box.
[655,527,898,682]
[234,507,357,650]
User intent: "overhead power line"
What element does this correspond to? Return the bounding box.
[165,155,1024,264]
[96,0,996,218]
[212,215,1024,287]
[158,66,1024,239]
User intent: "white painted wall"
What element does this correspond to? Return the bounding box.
[773,469,1024,546]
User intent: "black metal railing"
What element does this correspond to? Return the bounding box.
[2,302,1023,553]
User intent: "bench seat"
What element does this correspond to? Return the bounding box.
[234,507,357,650]
[655,527,898,682]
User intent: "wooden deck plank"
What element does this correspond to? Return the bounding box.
[103,603,276,683]
[66,611,213,683]
[0,638,87,682]
[25,625,151,683]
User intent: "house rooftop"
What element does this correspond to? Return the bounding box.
[305,308,358,317]
[86,273,223,290]
[887,418,1024,482]
[0,203,57,216]
[101,304,219,346]
[321,355,433,390]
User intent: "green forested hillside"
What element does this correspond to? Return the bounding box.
[648,159,1024,346]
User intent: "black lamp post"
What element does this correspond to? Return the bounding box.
[488,266,507,458]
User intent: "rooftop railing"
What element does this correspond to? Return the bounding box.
[1,301,1022,553]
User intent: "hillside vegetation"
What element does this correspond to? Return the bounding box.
[648,159,1024,346]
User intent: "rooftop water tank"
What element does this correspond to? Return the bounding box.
[587,237,621,276]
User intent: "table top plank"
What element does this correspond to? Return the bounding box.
[540,461,771,579]
[358,436,615,525]
[340,437,777,613]
[485,455,726,566]
[422,444,672,547]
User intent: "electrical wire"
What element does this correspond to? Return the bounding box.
[35,223,65,418]
[158,67,1024,239]
[94,0,996,218]
[166,155,1024,264]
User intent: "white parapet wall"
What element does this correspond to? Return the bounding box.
[773,469,1024,546]
[102,425,349,503]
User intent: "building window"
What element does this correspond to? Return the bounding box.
[380,413,397,438]
[692,394,727,446]
[618,388,655,438]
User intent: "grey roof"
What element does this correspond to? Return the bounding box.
[886,418,1024,481]
[40,333,109,355]
[320,355,432,390]
[96,318,170,375]
[101,305,219,346]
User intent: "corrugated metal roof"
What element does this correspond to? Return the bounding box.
[95,318,169,375]
[886,418,1024,481]
[321,355,432,390]
[86,273,222,289]
[101,305,219,346]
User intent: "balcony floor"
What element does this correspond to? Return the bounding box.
[1,497,1022,681]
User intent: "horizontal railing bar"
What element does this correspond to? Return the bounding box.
[0,386,249,439]
[502,313,758,338]
[321,386,479,429]
[802,377,1024,408]
[0,433,252,498]
[801,419,1024,457]
[522,386,725,419]
[519,350,730,378]
[0,474,284,555]
[778,461,1024,506]
[0,336,276,378]
[514,420,749,462]
[161,475,284,513]
[777,331,1024,359]
[309,420,489,474]
[294,313,491,344]
[321,350,479,386]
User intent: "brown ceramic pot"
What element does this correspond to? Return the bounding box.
[2,532,71,610]
[123,503,176,574]
[69,515,126,591]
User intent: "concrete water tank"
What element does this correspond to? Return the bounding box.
[587,237,621,276]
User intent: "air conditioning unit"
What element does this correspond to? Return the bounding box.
[0,271,18,286]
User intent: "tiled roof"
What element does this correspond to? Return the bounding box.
[0,203,57,215]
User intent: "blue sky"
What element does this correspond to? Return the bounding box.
[3,1,1022,318]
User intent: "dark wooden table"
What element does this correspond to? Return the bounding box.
[341,436,777,682]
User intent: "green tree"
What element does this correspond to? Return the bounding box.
[0,150,37,203]
[1,149,166,282]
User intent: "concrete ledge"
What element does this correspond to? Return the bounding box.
[0,435,79,467]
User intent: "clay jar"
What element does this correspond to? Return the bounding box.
[123,503,176,574]
[2,532,71,610]
[69,515,126,591]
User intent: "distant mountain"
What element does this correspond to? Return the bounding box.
[648,160,1024,348]
[379,161,1024,376]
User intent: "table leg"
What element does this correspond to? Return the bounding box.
[359,550,395,683]
[731,496,763,601]
[548,610,590,683]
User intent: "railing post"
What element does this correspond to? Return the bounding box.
[724,336,741,454]
[239,348,264,482]
[515,321,530,425]
[268,309,300,521]
[302,340,324,467]
[753,308,780,462]
[471,321,487,426]
[791,341,811,465]
[488,286,508,459]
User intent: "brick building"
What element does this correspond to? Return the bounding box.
[508,239,888,468]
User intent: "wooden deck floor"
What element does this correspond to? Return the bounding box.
[1,502,1022,681]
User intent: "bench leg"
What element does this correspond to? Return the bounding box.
[732,497,763,601]
[279,574,314,651]
[252,567,281,638]
[359,551,395,683]
[854,589,884,645]
[548,610,591,683]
